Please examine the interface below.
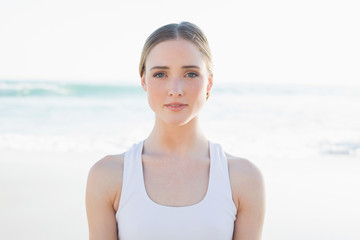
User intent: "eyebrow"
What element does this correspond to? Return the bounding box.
[182,65,200,69]
[150,66,170,71]
[150,65,200,71]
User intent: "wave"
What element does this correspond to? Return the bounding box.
[0,81,143,97]
[319,141,360,157]
[0,133,134,153]
[1,80,360,98]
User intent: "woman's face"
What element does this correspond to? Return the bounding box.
[141,38,213,126]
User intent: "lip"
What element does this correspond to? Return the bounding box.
[164,102,188,112]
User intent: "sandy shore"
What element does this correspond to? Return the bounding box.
[1,148,360,240]
[0,149,105,240]
[260,152,360,240]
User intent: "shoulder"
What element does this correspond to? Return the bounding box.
[86,154,126,238]
[86,153,125,209]
[226,153,263,183]
[225,153,265,211]
[88,153,125,184]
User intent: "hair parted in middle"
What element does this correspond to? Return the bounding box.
[139,22,213,78]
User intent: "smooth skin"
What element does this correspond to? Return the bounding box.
[86,39,265,240]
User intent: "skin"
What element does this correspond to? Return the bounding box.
[86,38,265,240]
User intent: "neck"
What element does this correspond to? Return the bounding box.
[144,117,208,159]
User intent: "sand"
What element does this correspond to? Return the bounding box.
[1,148,360,240]
[0,149,105,240]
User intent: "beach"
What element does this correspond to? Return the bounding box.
[1,149,93,239]
[1,149,359,239]
[1,81,360,239]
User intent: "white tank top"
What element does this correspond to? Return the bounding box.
[116,140,237,240]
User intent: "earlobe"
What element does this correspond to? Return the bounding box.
[207,74,214,92]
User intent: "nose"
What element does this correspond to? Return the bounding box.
[168,78,183,97]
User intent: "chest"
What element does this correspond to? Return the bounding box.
[142,156,210,207]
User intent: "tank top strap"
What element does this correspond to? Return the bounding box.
[117,140,144,213]
[208,142,234,202]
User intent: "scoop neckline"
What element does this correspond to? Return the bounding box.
[138,140,213,209]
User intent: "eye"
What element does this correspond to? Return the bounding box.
[153,72,167,78]
[185,72,199,78]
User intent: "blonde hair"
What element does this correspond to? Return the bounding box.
[139,22,213,77]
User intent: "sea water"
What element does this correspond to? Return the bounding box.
[1,80,360,239]
[1,80,359,156]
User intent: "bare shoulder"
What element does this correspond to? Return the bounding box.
[86,153,126,238]
[86,153,125,209]
[89,153,125,177]
[225,153,265,210]
[226,153,263,182]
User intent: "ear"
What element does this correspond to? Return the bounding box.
[206,74,213,92]
[141,75,147,92]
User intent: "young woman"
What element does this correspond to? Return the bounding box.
[86,22,265,240]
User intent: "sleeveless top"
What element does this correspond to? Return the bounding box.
[116,140,237,240]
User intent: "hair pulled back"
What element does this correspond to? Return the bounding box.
[139,22,213,77]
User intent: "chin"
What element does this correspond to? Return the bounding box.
[165,119,191,127]
[160,115,196,127]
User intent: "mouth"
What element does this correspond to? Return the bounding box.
[164,103,188,111]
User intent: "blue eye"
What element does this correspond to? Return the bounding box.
[186,72,198,78]
[153,72,166,78]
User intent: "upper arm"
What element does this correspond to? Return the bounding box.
[86,155,124,240]
[228,156,266,240]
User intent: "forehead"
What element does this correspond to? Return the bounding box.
[146,39,206,68]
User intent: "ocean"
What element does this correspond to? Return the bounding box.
[1,80,360,239]
[1,80,359,156]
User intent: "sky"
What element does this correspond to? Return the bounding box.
[0,0,359,86]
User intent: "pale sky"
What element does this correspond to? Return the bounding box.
[0,0,359,86]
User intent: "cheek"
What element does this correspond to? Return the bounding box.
[145,80,164,111]
[189,80,207,98]
[146,80,163,97]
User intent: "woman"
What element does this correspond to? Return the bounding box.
[86,22,265,240]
